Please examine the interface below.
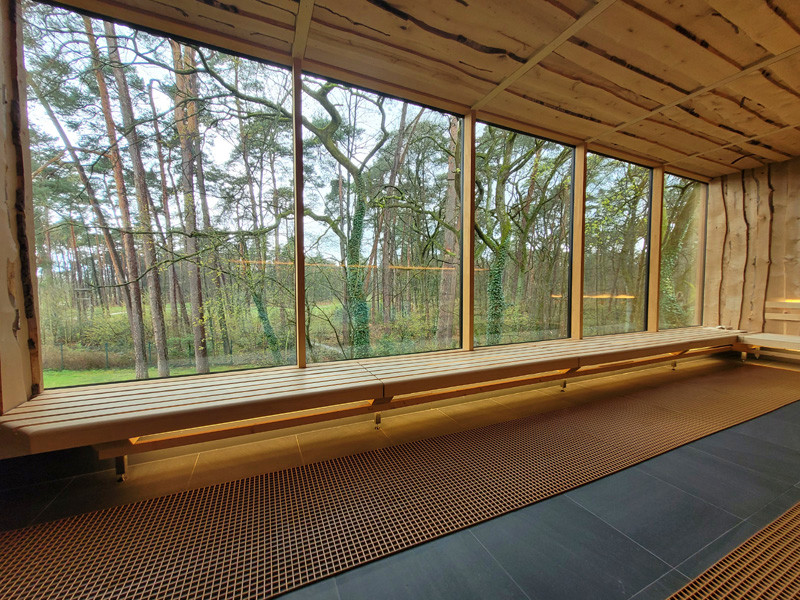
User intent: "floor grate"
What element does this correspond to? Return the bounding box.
[669,502,800,600]
[1,365,799,599]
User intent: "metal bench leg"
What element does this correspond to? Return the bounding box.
[374,412,382,429]
[741,351,748,362]
[561,379,567,392]
[115,455,128,482]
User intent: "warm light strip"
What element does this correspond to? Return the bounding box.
[584,294,636,299]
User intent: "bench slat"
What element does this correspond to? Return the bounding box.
[0,327,739,459]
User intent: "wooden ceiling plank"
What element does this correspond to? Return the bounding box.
[508,62,653,127]
[632,0,769,66]
[471,0,618,111]
[554,41,683,106]
[665,122,800,167]
[583,2,740,87]
[56,0,294,64]
[705,0,800,55]
[587,44,800,144]
[304,24,494,108]
[656,106,790,163]
[292,0,315,59]
[311,1,522,79]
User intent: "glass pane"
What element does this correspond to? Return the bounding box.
[474,124,572,346]
[584,154,651,336]
[25,3,295,387]
[302,76,462,361]
[660,175,706,328]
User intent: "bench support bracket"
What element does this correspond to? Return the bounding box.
[115,455,128,482]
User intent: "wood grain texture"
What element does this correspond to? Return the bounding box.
[0,0,40,413]
[704,156,800,332]
[703,179,725,325]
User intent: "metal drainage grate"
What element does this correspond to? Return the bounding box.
[0,365,799,599]
[669,502,800,600]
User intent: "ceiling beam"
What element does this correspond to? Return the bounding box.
[470,0,617,111]
[292,0,315,60]
[586,44,800,144]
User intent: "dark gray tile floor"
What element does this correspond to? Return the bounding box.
[280,400,800,600]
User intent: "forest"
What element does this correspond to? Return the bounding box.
[23,2,705,387]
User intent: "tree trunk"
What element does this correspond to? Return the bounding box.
[77,25,149,378]
[171,41,209,374]
[104,22,170,377]
[436,116,461,345]
[32,80,144,369]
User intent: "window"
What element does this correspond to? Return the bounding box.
[660,175,706,328]
[584,154,651,336]
[473,124,572,346]
[25,3,295,386]
[301,76,462,361]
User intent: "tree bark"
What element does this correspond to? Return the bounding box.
[436,116,461,345]
[78,23,149,378]
[104,22,170,376]
[171,41,209,374]
[32,80,144,371]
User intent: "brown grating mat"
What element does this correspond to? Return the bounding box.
[668,502,800,600]
[1,364,799,599]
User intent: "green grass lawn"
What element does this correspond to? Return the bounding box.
[43,364,258,388]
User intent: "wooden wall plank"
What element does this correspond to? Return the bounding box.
[785,157,800,335]
[1,0,40,412]
[765,161,789,334]
[739,167,770,332]
[703,178,725,325]
[720,174,747,328]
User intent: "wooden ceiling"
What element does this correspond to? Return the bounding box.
[54,0,800,179]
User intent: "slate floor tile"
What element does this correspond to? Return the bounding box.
[470,495,669,600]
[282,578,341,600]
[335,529,528,600]
[628,569,690,600]
[636,445,791,518]
[729,415,800,452]
[688,429,800,486]
[747,486,800,529]
[674,520,759,580]
[568,468,740,566]
[0,477,72,531]
[34,453,197,524]
[767,400,800,426]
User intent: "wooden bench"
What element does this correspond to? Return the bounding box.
[737,332,800,359]
[0,327,739,479]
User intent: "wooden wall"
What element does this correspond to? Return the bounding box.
[704,156,800,334]
[0,0,40,413]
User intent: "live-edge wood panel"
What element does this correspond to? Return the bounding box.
[0,0,41,413]
[704,156,800,334]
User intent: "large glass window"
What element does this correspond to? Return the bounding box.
[25,3,295,386]
[660,175,706,328]
[584,154,651,336]
[473,124,572,346]
[301,77,462,361]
